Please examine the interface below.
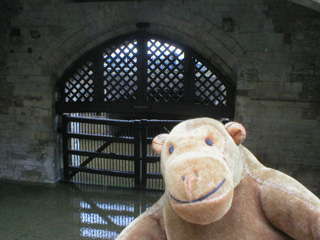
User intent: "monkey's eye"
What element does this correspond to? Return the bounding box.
[169,145,174,154]
[205,138,213,146]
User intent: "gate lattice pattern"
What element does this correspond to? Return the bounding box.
[58,32,235,116]
[103,39,139,102]
[194,58,227,106]
[58,31,235,189]
[147,39,185,103]
[64,60,95,103]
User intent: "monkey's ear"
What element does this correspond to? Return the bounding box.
[225,122,246,145]
[152,134,169,154]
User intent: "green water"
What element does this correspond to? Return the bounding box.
[0,182,163,240]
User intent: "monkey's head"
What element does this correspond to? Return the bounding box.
[152,118,246,225]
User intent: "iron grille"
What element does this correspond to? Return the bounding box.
[194,58,227,106]
[147,39,185,103]
[58,31,235,119]
[103,39,139,102]
[64,59,95,103]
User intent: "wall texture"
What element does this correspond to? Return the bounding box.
[0,0,319,194]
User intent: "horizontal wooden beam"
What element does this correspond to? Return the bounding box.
[68,166,135,178]
[66,133,135,143]
[67,149,139,161]
[56,102,235,119]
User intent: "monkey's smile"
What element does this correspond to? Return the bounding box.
[169,179,226,204]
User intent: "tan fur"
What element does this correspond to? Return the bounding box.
[117,118,320,240]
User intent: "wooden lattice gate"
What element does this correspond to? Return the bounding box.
[57,30,235,189]
[61,114,181,189]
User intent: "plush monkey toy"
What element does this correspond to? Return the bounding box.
[117,118,320,240]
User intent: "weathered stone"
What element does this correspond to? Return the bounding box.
[0,0,318,194]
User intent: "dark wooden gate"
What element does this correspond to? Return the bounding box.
[61,114,180,189]
[56,31,235,118]
[140,119,181,188]
[57,30,235,189]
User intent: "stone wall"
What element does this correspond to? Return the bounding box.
[0,0,319,194]
[236,0,320,194]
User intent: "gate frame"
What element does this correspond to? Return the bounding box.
[61,115,183,189]
[140,119,182,188]
[62,115,141,187]
[57,31,236,188]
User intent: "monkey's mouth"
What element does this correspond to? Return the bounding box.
[169,179,226,204]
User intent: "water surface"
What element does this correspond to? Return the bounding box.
[0,182,163,240]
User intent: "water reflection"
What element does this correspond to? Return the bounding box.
[81,228,118,239]
[0,182,163,240]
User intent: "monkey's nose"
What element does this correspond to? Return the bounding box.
[182,171,199,194]
[182,171,198,181]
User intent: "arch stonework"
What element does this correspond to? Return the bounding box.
[40,2,245,84]
[34,2,245,184]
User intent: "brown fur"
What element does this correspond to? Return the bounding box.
[117,118,320,240]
